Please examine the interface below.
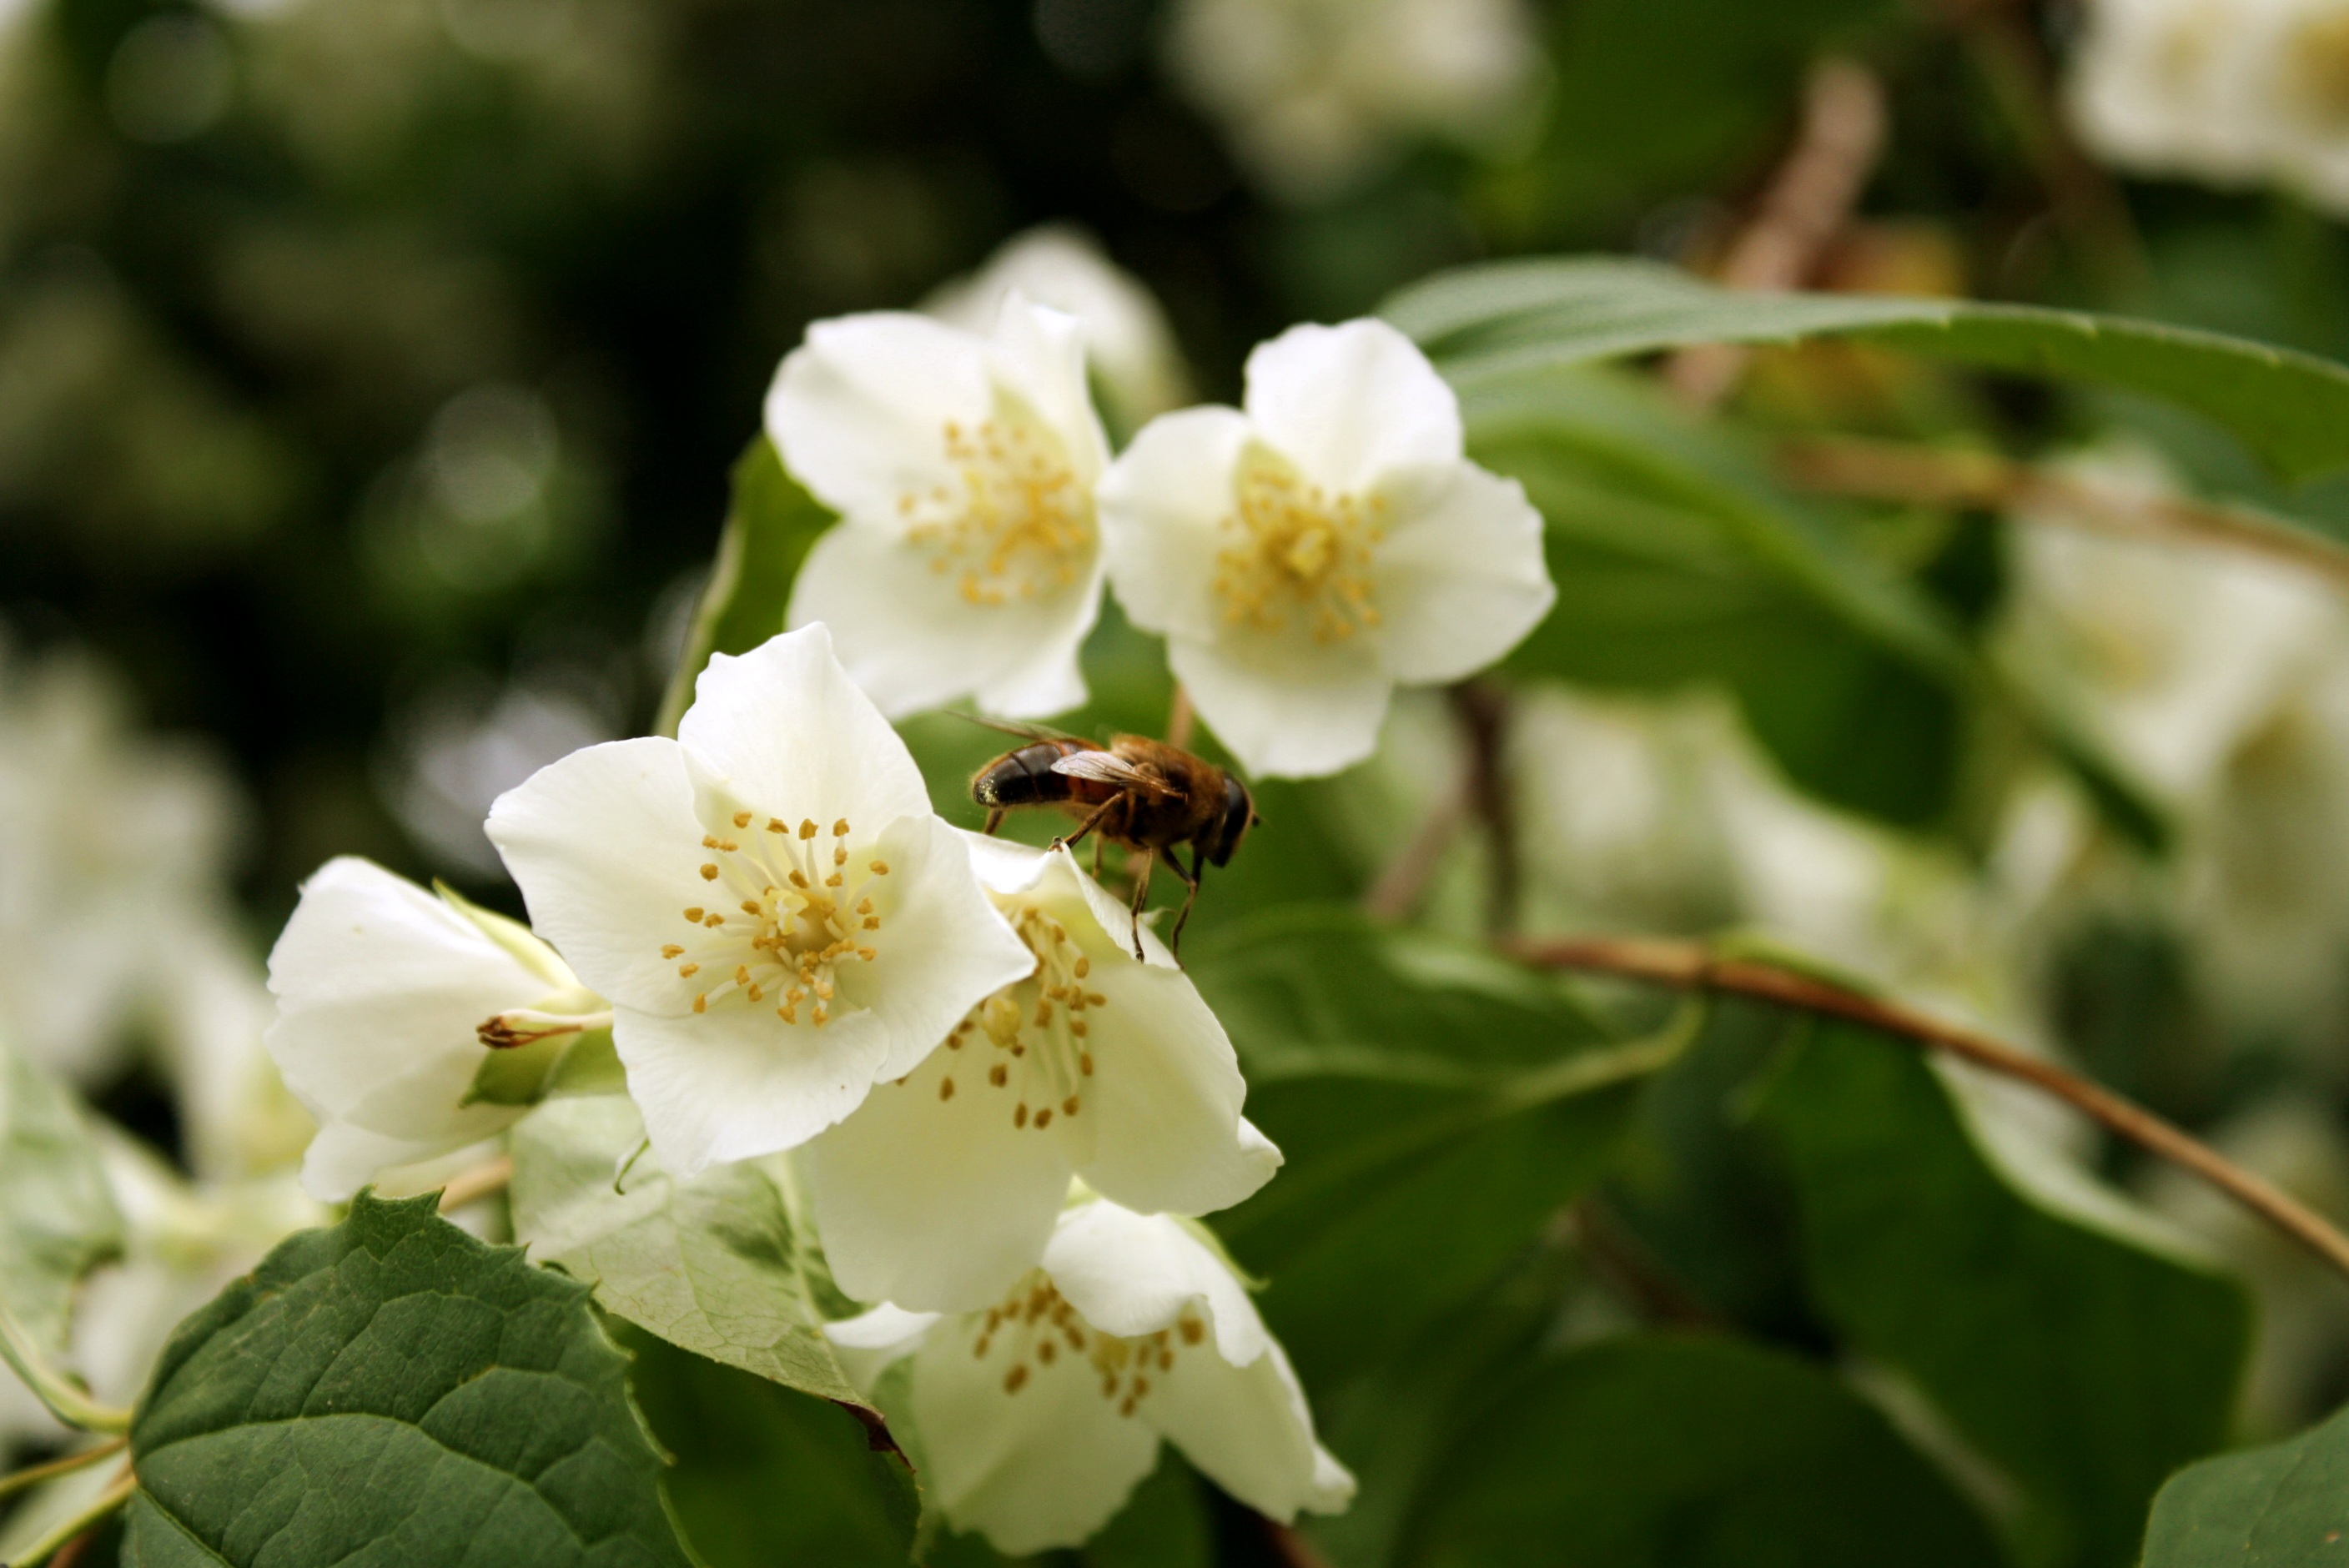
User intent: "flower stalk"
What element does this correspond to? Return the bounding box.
[0,1298,130,1435]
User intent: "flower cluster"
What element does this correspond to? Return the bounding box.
[259,251,1564,1549]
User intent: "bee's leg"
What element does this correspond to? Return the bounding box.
[983,807,1005,837]
[1126,849,1155,962]
[1051,798,1119,855]
[1092,833,1104,879]
[1166,847,1205,961]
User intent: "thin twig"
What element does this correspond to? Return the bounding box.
[0,1302,128,1435]
[1448,681,1519,937]
[1164,684,1196,751]
[1568,1197,1721,1328]
[1513,934,2349,1282]
[0,1438,127,1505]
[1263,1518,1335,1568]
[1362,786,1466,923]
[1778,435,2349,591]
[1668,58,1888,407]
[5,1466,132,1568]
[437,1154,514,1214]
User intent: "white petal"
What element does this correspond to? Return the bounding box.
[786,524,1099,721]
[806,1038,1073,1313]
[764,313,994,522]
[988,294,1112,485]
[1168,635,1393,778]
[264,857,536,1200]
[845,813,1039,1081]
[1098,406,1252,645]
[825,1303,942,1352]
[1370,462,1556,683]
[1150,1335,1356,1523]
[960,829,1056,897]
[300,1120,485,1206]
[913,1315,1162,1555]
[677,625,934,827]
[1001,854,1278,1215]
[607,999,895,1178]
[1044,1201,1266,1367]
[485,736,707,1013]
[1242,319,1461,495]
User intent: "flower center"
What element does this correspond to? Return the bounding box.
[968,1272,1207,1415]
[1211,450,1385,645]
[656,813,890,1028]
[2283,12,2349,133]
[898,390,1094,608]
[931,902,1103,1129]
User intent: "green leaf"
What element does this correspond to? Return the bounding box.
[655,435,837,736]
[624,1327,919,1568]
[509,1093,875,1413]
[1754,1019,2253,1568]
[0,1033,123,1357]
[1465,362,2163,839]
[1082,1452,1214,1568]
[2141,1395,2349,1566]
[1382,255,2349,481]
[1398,1334,2004,1568]
[1192,909,1674,1389]
[122,1189,694,1568]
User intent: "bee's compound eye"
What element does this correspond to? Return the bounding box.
[1211,776,1254,866]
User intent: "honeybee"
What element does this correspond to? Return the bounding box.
[970,726,1258,961]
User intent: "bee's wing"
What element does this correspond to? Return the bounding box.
[1049,750,1178,797]
[952,712,1093,745]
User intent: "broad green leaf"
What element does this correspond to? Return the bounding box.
[1466,362,2162,839]
[655,435,836,736]
[122,1190,692,1568]
[509,1092,873,1412]
[1382,256,2349,480]
[2141,1395,2349,1566]
[1398,1334,2004,1568]
[1755,1019,2253,1568]
[1083,1452,1214,1568]
[1192,909,1674,1389]
[625,1327,918,1568]
[0,1033,123,1357]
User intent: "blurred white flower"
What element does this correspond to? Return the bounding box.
[2069,0,2349,215]
[807,837,1280,1314]
[488,626,1033,1178]
[1100,319,1552,778]
[266,856,601,1201]
[768,297,1112,721]
[923,226,1192,435]
[827,1196,1353,1555]
[0,636,249,1086]
[1165,0,1547,204]
[154,922,314,1184]
[384,676,613,878]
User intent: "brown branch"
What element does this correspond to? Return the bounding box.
[1448,681,1520,937]
[1264,1518,1336,1568]
[1668,58,1889,408]
[437,1154,514,1214]
[1513,933,2349,1282]
[1362,786,1466,923]
[1778,435,2349,591]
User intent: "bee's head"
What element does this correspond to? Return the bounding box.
[1207,774,1257,867]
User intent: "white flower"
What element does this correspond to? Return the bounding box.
[806,836,1280,1313]
[266,856,598,1201]
[487,626,1034,1178]
[0,636,248,1085]
[2068,0,2349,216]
[1099,318,1553,778]
[767,296,1112,721]
[827,1197,1353,1555]
[1165,0,1546,203]
[923,225,1193,434]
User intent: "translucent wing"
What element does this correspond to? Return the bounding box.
[952,712,1090,745]
[1050,750,1177,797]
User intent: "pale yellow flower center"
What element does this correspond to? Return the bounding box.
[898,391,1093,608]
[929,901,1104,1130]
[969,1272,1208,1415]
[1211,450,1385,644]
[656,812,889,1028]
[2282,11,2349,133]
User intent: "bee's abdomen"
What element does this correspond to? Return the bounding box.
[971,741,1080,808]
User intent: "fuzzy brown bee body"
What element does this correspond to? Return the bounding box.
[971,731,1256,960]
